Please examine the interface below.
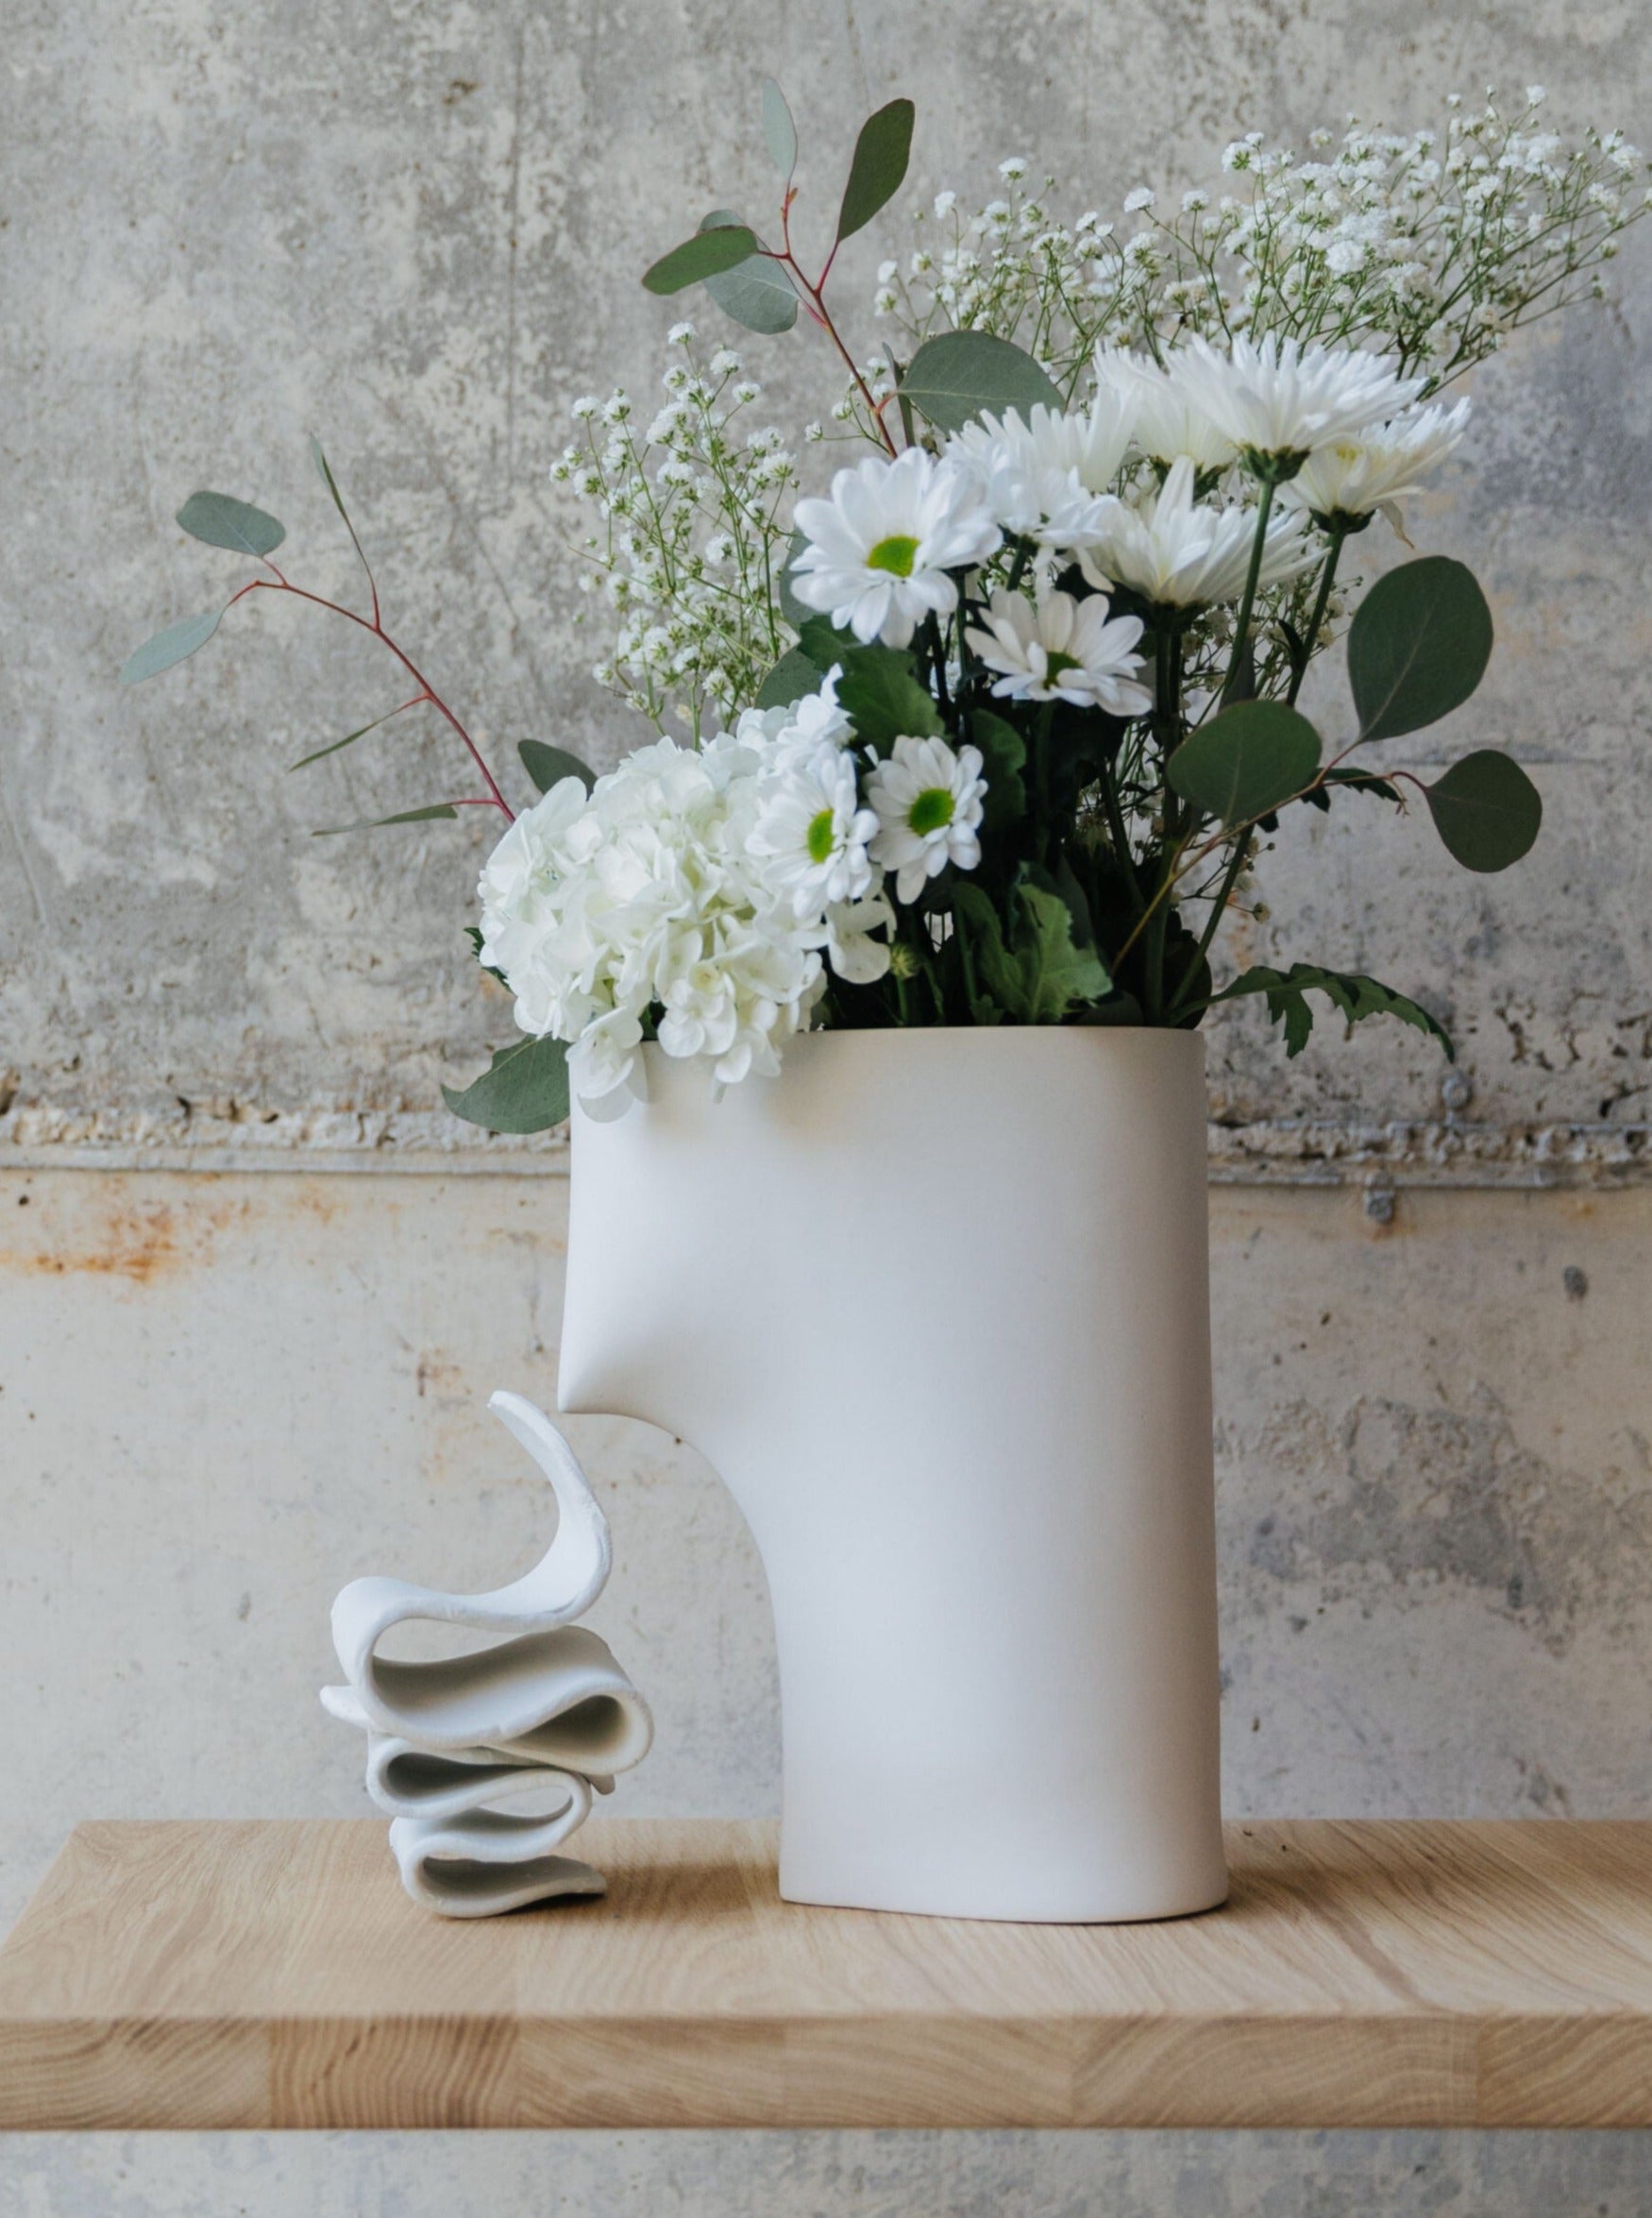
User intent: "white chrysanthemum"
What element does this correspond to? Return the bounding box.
[1279,398,1472,530]
[1166,335,1426,470]
[790,449,1002,648]
[1077,457,1317,608]
[748,740,880,917]
[1095,347,1236,471]
[866,735,987,904]
[951,392,1136,497]
[966,587,1152,715]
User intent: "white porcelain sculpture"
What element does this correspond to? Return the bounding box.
[559,1028,1227,1923]
[323,1390,652,1916]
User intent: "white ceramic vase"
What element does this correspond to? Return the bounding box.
[559,1028,1226,1922]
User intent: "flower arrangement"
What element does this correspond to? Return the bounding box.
[121,87,1647,1131]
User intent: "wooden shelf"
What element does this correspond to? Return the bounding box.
[1,1818,1649,2130]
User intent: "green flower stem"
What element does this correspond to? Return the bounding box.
[1219,475,1276,709]
[1288,527,1348,707]
[1167,835,1253,1017]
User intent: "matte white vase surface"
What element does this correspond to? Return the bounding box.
[559,1028,1226,1922]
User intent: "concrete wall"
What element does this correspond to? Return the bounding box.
[4,0,1650,2210]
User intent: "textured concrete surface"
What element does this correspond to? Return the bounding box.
[4,0,1651,2209]
[0,0,1649,1145]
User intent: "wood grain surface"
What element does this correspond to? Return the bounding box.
[1,1819,1648,2129]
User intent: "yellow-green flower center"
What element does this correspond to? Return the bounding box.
[1043,648,1084,682]
[806,807,837,864]
[866,533,920,578]
[908,786,955,837]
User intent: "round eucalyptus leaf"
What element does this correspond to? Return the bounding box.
[699,209,799,333]
[898,330,1063,432]
[176,491,286,559]
[1166,700,1322,825]
[1348,556,1493,739]
[118,607,222,685]
[443,1033,570,1134]
[643,223,759,296]
[1424,748,1542,872]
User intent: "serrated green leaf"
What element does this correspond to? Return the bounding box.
[518,740,596,796]
[835,97,915,243]
[956,881,1108,1024]
[312,804,459,836]
[643,223,760,295]
[762,78,797,176]
[834,646,942,750]
[754,646,824,710]
[1424,748,1542,872]
[118,607,222,684]
[898,330,1063,433]
[969,707,1026,831]
[1210,962,1454,1061]
[1302,766,1404,812]
[696,209,800,333]
[1348,556,1493,739]
[1167,700,1322,825]
[443,1033,570,1134]
[176,491,286,559]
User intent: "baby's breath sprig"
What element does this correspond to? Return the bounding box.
[551,330,801,737]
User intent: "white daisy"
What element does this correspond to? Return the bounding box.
[866,735,988,903]
[1166,335,1425,475]
[790,449,1002,649]
[966,587,1152,715]
[1279,398,1473,532]
[1095,347,1236,471]
[748,742,880,918]
[1077,458,1317,609]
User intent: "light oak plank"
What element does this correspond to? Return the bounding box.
[0,1818,1647,2129]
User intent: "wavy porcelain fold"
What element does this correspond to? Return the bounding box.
[322,1393,650,1917]
[389,1810,608,1918]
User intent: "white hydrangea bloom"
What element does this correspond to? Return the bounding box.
[790,449,1003,648]
[966,587,1152,715]
[866,735,987,903]
[1077,457,1317,607]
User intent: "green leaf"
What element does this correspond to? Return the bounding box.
[1424,748,1542,872]
[796,612,856,668]
[311,804,459,836]
[642,222,760,295]
[959,882,1109,1024]
[898,330,1063,433]
[835,97,915,243]
[1348,555,1493,739]
[1167,700,1322,825]
[310,435,349,521]
[779,529,818,631]
[834,646,942,750]
[519,740,596,796]
[699,209,799,333]
[1210,962,1454,1061]
[969,707,1026,831]
[762,77,797,176]
[443,1033,570,1134]
[118,608,222,684]
[1302,766,1404,812]
[176,491,286,560]
[755,646,824,710]
[290,703,414,772]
